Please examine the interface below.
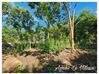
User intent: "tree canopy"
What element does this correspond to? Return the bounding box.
[2,2,97,53]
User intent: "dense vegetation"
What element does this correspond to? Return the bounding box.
[2,2,97,73]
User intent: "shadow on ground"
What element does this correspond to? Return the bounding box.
[3,48,97,73]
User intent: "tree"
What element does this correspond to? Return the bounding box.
[62,3,77,50]
[28,2,61,39]
[28,2,77,52]
[75,10,97,49]
[2,2,12,15]
[2,3,35,52]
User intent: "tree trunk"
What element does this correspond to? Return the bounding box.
[71,22,74,50]
[68,11,75,51]
[63,3,76,51]
[68,11,75,50]
[72,9,75,51]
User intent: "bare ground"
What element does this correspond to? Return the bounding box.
[2,48,97,73]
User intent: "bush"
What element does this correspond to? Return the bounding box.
[75,11,97,50]
[38,37,70,53]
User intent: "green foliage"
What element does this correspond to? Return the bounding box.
[2,27,32,54]
[75,11,97,50]
[2,3,97,54]
[39,37,70,53]
[37,23,70,53]
[29,2,61,23]
[2,2,12,15]
[2,3,35,54]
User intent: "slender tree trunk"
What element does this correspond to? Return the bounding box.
[72,9,75,50]
[63,3,77,51]
[68,11,75,50]
[71,21,74,50]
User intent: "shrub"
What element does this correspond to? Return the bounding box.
[38,37,70,53]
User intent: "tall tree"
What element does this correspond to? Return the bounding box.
[28,2,61,39]
[75,10,97,49]
[63,2,77,50]
[28,2,77,50]
[5,7,34,40]
[2,3,35,51]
